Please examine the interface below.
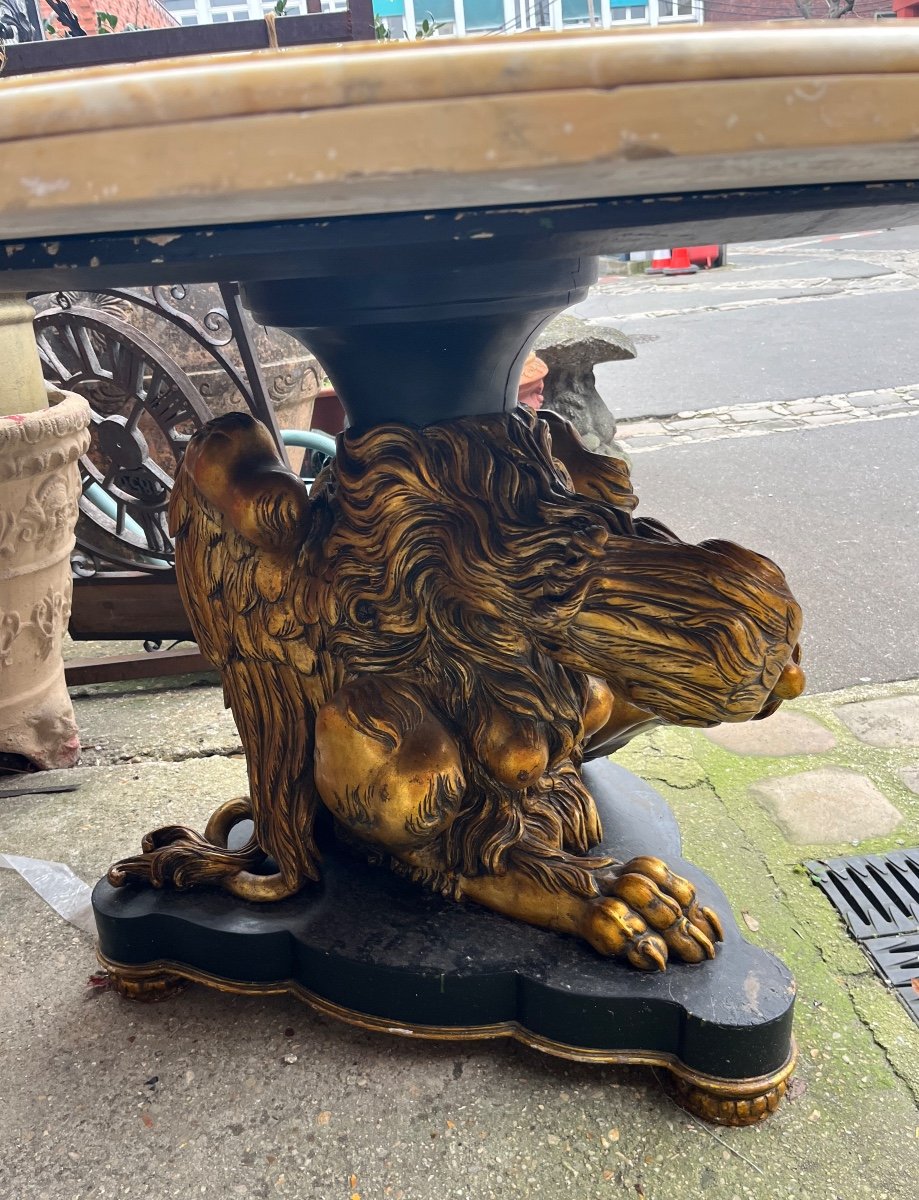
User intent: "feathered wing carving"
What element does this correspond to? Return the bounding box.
[172,469,328,889]
[109,415,341,899]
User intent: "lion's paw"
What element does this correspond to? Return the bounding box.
[583,855,724,971]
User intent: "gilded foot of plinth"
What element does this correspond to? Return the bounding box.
[104,965,188,1003]
[669,1057,796,1127]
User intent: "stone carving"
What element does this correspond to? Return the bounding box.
[0,389,90,771]
[31,590,72,660]
[536,316,636,459]
[0,395,90,482]
[0,474,77,560]
[0,611,22,667]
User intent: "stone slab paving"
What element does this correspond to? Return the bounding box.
[835,693,919,749]
[1,677,919,1199]
[749,767,902,845]
[0,756,249,883]
[704,710,837,757]
[615,677,919,1125]
[72,682,241,768]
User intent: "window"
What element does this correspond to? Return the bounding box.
[416,0,453,17]
[658,0,694,16]
[162,0,199,17]
[526,0,551,28]
[376,13,407,36]
[609,2,648,20]
[465,0,504,30]
[416,0,454,33]
[211,6,252,20]
[562,0,590,26]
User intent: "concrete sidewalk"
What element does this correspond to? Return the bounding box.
[1,667,918,1200]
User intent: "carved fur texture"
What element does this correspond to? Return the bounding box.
[109,407,802,969]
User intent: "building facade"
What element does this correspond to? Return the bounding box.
[702,0,893,20]
[36,0,177,34]
[159,0,318,24]
[159,0,701,35]
[375,0,701,37]
[150,0,906,39]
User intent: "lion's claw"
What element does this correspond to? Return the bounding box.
[686,902,725,946]
[702,905,725,941]
[588,854,723,969]
[629,935,668,972]
[663,917,715,963]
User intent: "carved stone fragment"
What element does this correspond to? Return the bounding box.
[0,389,90,769]
[536,316,636,458]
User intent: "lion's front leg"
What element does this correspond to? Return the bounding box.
[314,676,722,970]
[457,853,721,972]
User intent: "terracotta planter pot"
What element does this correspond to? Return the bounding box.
[0,389,90,770]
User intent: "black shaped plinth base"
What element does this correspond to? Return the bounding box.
[93,761,796,1126]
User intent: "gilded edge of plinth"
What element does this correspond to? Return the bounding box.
[97,950,796,1128]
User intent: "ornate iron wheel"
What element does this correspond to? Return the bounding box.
[35,287,335,579]
[34,303,214,574]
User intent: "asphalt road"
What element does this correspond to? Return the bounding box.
[573,228,919,693]
[628,418,919,695]
[578,227,919,420]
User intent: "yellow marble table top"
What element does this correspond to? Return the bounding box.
[1,24,919,240]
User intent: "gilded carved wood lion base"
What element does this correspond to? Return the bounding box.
[107,406,803,979]
[95,764,798,1127]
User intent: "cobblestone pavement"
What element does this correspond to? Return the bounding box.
[617,385,919,453]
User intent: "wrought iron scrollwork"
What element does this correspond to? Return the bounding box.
[34,283,295,577]
[0,0,43,43]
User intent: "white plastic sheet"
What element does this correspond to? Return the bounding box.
[0,852,95,937]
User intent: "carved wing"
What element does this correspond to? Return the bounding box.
[168,420,337,890]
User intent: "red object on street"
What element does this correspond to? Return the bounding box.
[647,249,671,273]
[669,247,692,271]
[687,244,720,268]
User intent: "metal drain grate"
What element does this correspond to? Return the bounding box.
[806,849,919,940]
[862,935,919,1025]
[807,849,919,1028]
